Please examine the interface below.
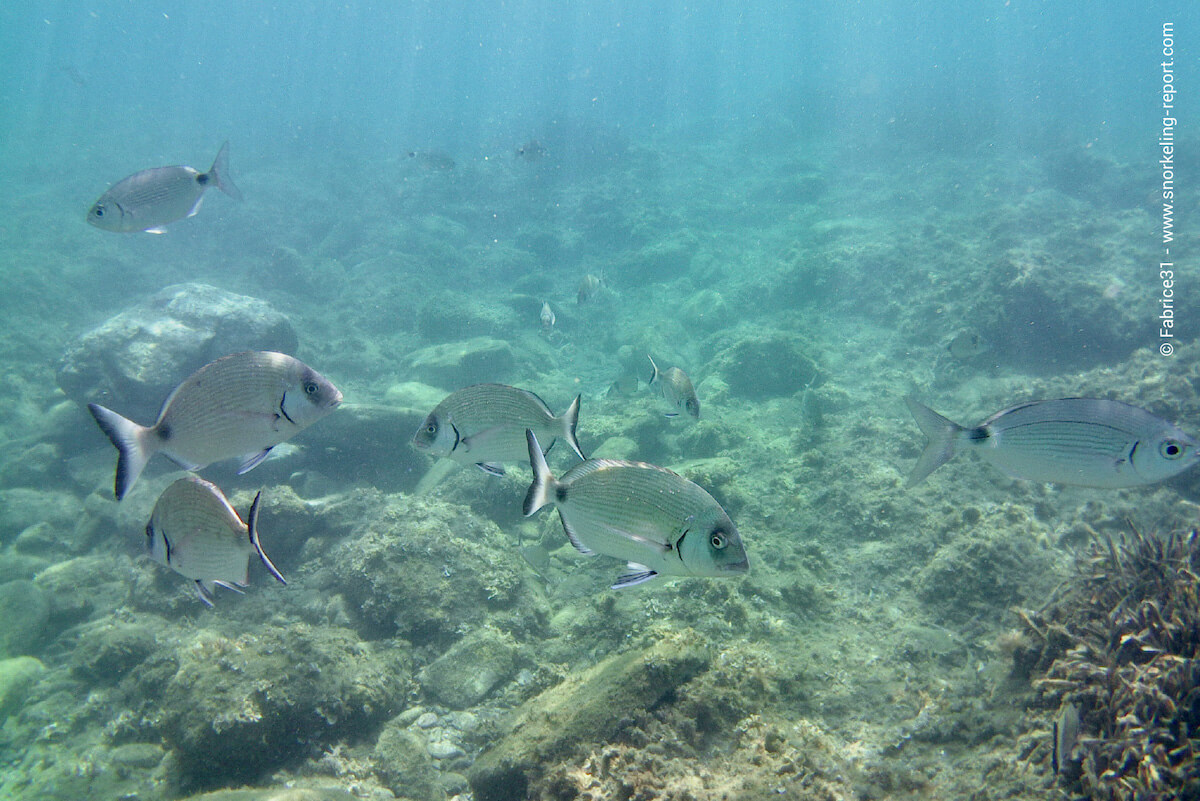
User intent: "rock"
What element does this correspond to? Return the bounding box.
[427,739,465,760]
[157,624,412,790]
[69,618,160,683]
[0,580,49,657]
[468,631,710,801]
[0,488,85,546]
[0,656,45,719]
[34,554,132,628]
[57,282,298,421]
[176,790,360,801]
[110,742,166,769]
[709,331,820,399]
[406,337,516,387]
[419,627,519,709]
[372,723,441,800]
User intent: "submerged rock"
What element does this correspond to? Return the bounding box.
[372,724,440,799]
[406,337,516,387]
[709,331,820,400]
[176,790,360,801]
[468,631,710,801]
[57,282,298,421]
[419,627,519,708]
[0,655,45,719]
[0,580,49,657]
[153,624,412,791]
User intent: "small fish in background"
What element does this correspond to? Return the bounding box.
[86,141,243,233]
[647,355,700,419]
[606,374,640,398]
[407,150,456,172]
[515,139,547,161]
[146,476,286,606]
[413,383,586,476]
[577,273,603,305]
[88,351,343,500]
[540,301,556,331]
[1051,701,1081,776]
[61,65,87,87]
[905,396,1200,488]
[945,329,987,361]
[522,429,749,588]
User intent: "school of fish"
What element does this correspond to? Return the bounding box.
[81,143,1200,604]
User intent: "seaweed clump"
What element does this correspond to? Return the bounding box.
[1020,528,1200,799]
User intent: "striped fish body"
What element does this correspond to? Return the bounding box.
[146,476,285,606]
[906,397,1199,488]
[647,356,699,419]
[413,384,585,474]
[89,351,342,500]
[523,430,747,587]
[87,141,242,233]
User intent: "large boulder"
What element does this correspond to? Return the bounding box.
[57,283,298,421]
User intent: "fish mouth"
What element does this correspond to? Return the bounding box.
[330,390,344,408]
[722,557,750,574]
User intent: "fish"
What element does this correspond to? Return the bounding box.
[905,396,1200,488]
[86,141,243,233]
[540,301,556,330]
[522,430,748,588]
[945,330,987,360]
[412,384,586,476]
[647,355,700,419]
[146,476,285,606]
[515,139,547,161]
[1051,702,1081,774]
[577,274,603,305]
[88,351,343,500]
[606,375,640,397]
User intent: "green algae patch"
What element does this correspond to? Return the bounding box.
[176,790,359,801]
[468,630,710,801]
[0,655,45,719]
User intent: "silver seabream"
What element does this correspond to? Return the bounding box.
[88,351,342,500]
[522,429,748,588]
[905,396,1200,488]
[413,384,585,476]
[647,355,699,419]
[146,476,285,606]
[87,141,243,233]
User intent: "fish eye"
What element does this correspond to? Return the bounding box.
[94,206,103,217]
[303,380,319,396]
[426,421,438,435]
[1161,439,1187,460]
[710,531,727,550]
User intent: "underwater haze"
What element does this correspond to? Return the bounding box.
[2,2,1200,800]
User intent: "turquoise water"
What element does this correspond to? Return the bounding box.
[1,3,1199,800]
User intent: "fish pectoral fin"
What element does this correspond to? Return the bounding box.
[213,579,247,592]
[612,565,659,589]
[186,195,205,218]
[143,227,168,234]
[194,581,217,607]
[237,447,274,474]
[663,412,679,418]
[476,462,506,476]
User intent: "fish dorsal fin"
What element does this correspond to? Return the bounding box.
[476,462,505,476]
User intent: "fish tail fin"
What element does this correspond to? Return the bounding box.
[522,429,557,516]
[208,140,243,201]
[87,403,155,500]
[646,354,660,386]
[561,394,587,460]
[247,491,286,586]
[904,396,963,487]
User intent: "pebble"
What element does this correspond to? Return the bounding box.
[415,711,439,729]
[427,739,465,760]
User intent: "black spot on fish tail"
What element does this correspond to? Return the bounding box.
[197,173,210,186]
[279,394,296,425]
[966,426,989,441]
[158,422,172,441]
[556,485,568,503]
